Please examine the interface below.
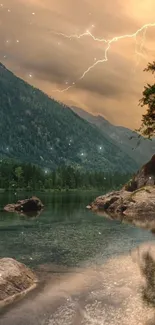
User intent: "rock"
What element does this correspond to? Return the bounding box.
[123,187,155,218]
[124,154,155,192]
[90,186,155,224]
[89,155,155,225]
[90,190,130,212]
[4,196,44,213]
[0,258,37,308]
[17,210,43,219]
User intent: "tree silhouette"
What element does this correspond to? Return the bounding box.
[139,61,155,138]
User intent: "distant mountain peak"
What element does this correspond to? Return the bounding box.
[71,106,155,166]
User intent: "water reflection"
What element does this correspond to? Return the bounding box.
[0,192,155,324]
[1,243,155,325]
[96,209,155,233]
[0,191,154,269]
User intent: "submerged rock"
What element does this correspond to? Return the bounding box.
[88,155,155,223]
[0,258,37,308]
[4,196,44,214]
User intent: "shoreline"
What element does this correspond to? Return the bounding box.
[0,188,118,194]
[1,243,155,325]
[89,185,155,231]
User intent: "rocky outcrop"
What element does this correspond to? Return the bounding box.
[88,155,155,224]
[124,154,155,191]
[0,258,37,308]
[90,186,155,220]
[4,196,44,213]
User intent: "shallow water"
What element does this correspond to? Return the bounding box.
[0,191,154,269]
[0,191,155,325]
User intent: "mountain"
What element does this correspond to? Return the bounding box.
[0,62,138,173]
[71,106,155,166]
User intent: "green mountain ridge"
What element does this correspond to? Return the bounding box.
[71,106,155,166]
[0,62,138,173]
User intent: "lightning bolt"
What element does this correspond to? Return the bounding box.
[52,23,155,93]
[133,26,147,73]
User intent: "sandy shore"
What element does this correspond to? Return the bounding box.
[0,241,155,325]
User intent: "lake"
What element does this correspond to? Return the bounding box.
[0,191,155,325]
[0,191,154,268]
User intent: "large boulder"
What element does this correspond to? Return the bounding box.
[0,258,37,308]
[89,186,155,224]
[4,196,44,213]
[88,155,155,225]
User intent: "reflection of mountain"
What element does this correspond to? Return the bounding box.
[0,63,137,172]
[71,106,155,166]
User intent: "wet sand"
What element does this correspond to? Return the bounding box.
[1,242,155,325]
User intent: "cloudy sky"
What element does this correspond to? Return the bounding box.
[0,0,155,128]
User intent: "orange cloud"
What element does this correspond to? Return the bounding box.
[0,0,155,129]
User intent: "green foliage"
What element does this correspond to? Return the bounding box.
[0,63,137,173]
[14,166,24,188]
[0,158,131,191]
[139,61,155,138]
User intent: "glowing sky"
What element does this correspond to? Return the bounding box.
[0,0,155,128]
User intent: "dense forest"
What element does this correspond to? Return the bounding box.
[0,159,131,191]
[0,63,137,173]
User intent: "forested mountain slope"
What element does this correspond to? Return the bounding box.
[0,63,137,173]
[72,106,155,166]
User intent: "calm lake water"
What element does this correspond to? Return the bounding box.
[1,191,155,325]
[0,191,154,270]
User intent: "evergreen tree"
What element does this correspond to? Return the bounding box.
[139,61,155,138]
[0,158,131,191]
[15,166,24,188]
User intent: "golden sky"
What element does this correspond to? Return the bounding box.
[0,0,155,128]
